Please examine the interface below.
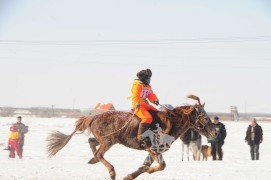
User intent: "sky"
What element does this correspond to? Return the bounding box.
[0,0,271,113]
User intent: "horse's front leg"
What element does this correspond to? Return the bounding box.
[146,153,166,174]
[124,154,154,180]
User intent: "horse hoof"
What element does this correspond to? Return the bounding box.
[110,174,116,180]
[110,171,116,180]
[88,158,98,164]
[123,175,133,180]
[110,175,116,180]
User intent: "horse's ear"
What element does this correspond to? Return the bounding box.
[202,102,205,107]
[195,103,199,112]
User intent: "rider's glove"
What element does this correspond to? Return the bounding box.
[135,103,140,109]
[154,99,159,106]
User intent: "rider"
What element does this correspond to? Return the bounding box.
[131,68,159,146]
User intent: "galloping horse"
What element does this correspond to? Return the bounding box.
[47,95,217,180]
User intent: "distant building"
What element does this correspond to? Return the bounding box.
[94,103,115,111]
[90,103,116,115]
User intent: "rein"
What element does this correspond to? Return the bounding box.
[178,119,191,138]
[178,107,195,137]
[159,104,182,124]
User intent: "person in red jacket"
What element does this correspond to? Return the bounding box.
[131,69,159,146]
[8,124,22,159]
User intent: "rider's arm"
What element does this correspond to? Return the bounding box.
[147,86,158,104]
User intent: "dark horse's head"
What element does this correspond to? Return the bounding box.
[173,95,217,140]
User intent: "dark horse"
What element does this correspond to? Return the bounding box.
[47,95,217,180]
[180,128,202,161]
[181,128,202,145]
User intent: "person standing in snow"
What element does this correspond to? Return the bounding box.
[209,116,227,160]
[16,116,28,157]
[245,118,263,160]
[7,124,22,159]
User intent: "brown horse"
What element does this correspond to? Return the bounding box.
[47,95,217,180]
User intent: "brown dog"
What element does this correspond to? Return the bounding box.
[201,145,224,160]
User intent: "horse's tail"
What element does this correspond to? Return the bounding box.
[46,116,95,158]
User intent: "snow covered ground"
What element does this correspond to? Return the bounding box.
[0,117,271,180]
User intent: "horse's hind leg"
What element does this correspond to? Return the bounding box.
[94,143,116,180]
[187,145,190,161]
[195,148,201,161]
[88,138,100,164]
[181,142,184,161]
[89,137,99,153]
[124,155,154,180]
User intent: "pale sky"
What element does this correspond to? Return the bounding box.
[0,0,271,113]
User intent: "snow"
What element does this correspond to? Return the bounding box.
[1,117,271,180]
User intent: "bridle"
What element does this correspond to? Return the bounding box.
[193,108,209,130]
[190,107,216,139]
[177,105,211,138]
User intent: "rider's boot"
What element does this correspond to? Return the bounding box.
[137,123,152,148]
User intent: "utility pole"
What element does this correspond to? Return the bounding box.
[230,106,239,121]
[245,100,247,115]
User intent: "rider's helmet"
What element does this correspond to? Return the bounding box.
[136,69,152,85]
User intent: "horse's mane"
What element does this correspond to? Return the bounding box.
[174,105,195,115]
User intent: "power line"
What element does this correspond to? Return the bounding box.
[0,36,271,45]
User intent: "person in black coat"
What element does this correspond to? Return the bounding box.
[16,116,28,157]
[210,116,227,160]
[245,118,263,160]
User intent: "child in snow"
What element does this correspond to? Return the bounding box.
[7,124,22,159]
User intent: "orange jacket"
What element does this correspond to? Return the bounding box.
[131,79,158,108]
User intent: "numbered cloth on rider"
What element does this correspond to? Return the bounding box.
[131,79,158,124]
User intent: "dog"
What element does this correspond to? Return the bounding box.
[201,145,224,160]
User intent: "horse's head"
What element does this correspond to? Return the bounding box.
[189,103,217,140]
[174,95,217,140]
